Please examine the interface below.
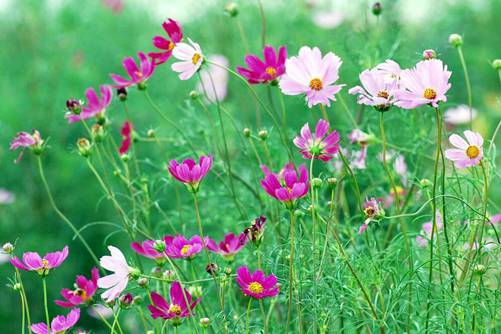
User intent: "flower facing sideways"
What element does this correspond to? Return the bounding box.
[131,236,170,261]
[293,119,340,161]
[10,130,44,162]
[207,232,248,261]
[236,45,287,84]
[119,121,133,155]
[110,52,155,90]
[55,267,99,307]
[98,246,137,302]
[10,246,69,276]
[148,281,201,324]
[236,266,279,299]
[349,68,397,111]
[444,130,483,168]
[167,155,213,192]
[171,38,204,80]
[31,308,80,334]
[260,163,309,209]
[66,85,112,123]
[149,18,183,65]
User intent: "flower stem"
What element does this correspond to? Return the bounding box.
[286,210,296,331]
[319,104,330,122]
[338,150,363,212]
[456,45,473,129]
[16,269,31,332]
[246,298,252,334]
[42,278,50,332]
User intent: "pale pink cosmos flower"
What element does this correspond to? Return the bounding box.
[66,85,112,123]
[349,68,397,111]
[197,54,229,102]
[293,119,340,161]
[10,246,69,276]
[31,308,80,334]
[171,38,204,80]
[207,232,248,261]
[110,52,155,89]
[98,246,133,302]
[375,60,401,85]
[444,130,483,168]
[416,212,443,248]
[279,46,344,108]
[395,59,452,109]
[10,130,44,162]
[358,198,385,234]
[444,105,478,126]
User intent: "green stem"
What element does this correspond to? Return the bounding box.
[286,210,296,331]
[16,269,32,332]
[42,278,50,332]
[456,46,473,129]
[246,298,253,334]
[338,150,363,212]
[256,0,266,47]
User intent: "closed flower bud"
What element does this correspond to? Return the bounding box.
[13,283,21,291]
[117,87,127,101]
[224,2,238,17]
[200,317,211,328]
[66,98,83,115]
[147,129,156,138]
[138,82,147,91]
[372,2,382,16]
[327,177,337,186]
[448,34,463,47]
[162,270,176,282]
[91,124,106,142]
[473,264,486,275]
[153,240,166,253]
[121,153,130,162]
[113,169,121,177]
[119,293,133,308]
[77,138,92,157]
[492,59,501,70]
[133,295,143,305]
[258,130,268,140]
[422,49,437,60]
[129,267,141,279]
[2,242,14,254]
[312,178,322,188]
[243,128,251,138]
[189,90,199,99]
[224,266,232,275]
[206,263,219,275]
[420,178,432,188]
[188,285,203,298]
[137,277,148,287]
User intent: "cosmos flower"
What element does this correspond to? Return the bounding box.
[236,45,287,84]
[31,309,80,334]
[279,46,344,107]
[171,38,204,80]
[167,155,213,192]
[348,68,397,111]
[131,237,170,260]
[10,246,69,276]
[197,54,229,102]
[236,266,279,299]
[98,246,135,302]
[260,163,309,209]
[119,121,132,155]
[242,216,267,247]
[207,232,248,261]
[293,119,340,161]
[444,130,483,168]
[110,52,155,89]
[165,235,206,259]
[444,105,478,126]
[148,281,200,322]
[416,212,443,248]
[55,268,99,307]
[10,130,44,162]
[375,59,401,85]
[66,85,112,123]
[358,198,385,234]
[149,18,183,65]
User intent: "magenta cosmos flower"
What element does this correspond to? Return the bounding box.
[98,246,136,302]
[148,281,201,322]
[279,46,344,108]
[55,267,99,307]
[236,266,279,299]
[171,38,204,80]
[207,232,248,261]
[10,130,44,162]
[110,52,155,89]
[168,155,213,192]
[119,121,132,155]
[349,68,397,111]
[66,85,112,123]
[165,235,206,259]
[149,18,183,65]
[31,308,80,334]
[395,59,451,109]
[260,163,309,209]
[293,119,340,161]
[236,45,287,84]
[444,130,483,168]
[11,246,69,276]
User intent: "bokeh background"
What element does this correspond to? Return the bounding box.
[1,0,500,332]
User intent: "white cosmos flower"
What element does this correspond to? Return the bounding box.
[97,246,131,302]
[171,38,204,80]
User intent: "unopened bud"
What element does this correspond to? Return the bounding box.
[113,169,121,177]
[473,264,487,275]
[224,266,232,275]
[129,267,141,279]
[492,59,501,70]
[121,153,130,162]
[77,138,92,157]
[188,285,203,298]
[133,295,143,305]
[420,178,432,188]
[66,98,83,115]
[2,242,14,254]
[224,2,238,17]
[294,209,304,217]
[189,90,199,99]
[162,270,176,282]
[147,129,155,138]
[138,82,147,91]
[117,88,127,101]
[91,124,106,142]
[448,34,463,47]
[119,293,133,308]
[13,283,21,291]
[422,49,436,60]
[206,263,219,275]
[200,317,211,328]
[372,2,382,16]
[327,177,337,186]
[153,240,166,253]
[243,128,251,138]
[137,277,148,287]
[312,178,322,188]
[258,130,268,140]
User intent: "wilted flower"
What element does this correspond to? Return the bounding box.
[293,119,340,161]
[165,235,206,259]
[444,105,478,126]
[148,281,201,322]
[98,246,136,302]
[415,211,443,248]
[207,232,248,261]
[31,308,80,334]
[111,52,155,90]
[66,85,112,123]
[349,68,397,111]
[55,268,100,307]
[236,45,287,84]
[242,216,267,247]
[444,130,483,168]
[171,38,204,80]
[236,266,279,299]
[149,18,183,65]
[167,155,213,192]
[10,246,69,276]
[260,163,309,209]
[119,121,132,155]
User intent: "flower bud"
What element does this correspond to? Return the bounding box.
[91,124,106,142]
[448,34,463,47]
[117,88,127,101]
[327,177,337,186]
[243,128,251,138]
[420,178,432,188]
[119,293,133,309]
[312,178,322,189]
[189,90,199,99]
[188,285,203,298]
[151,266,163,278]
[258,130,268,140]
[133,295,143,305]
[224,2,238,17]
[129,267,141,279]
[147,129,156,138]
[162,270,176,282]
[153,240,166,253]
[492,59,501,70]
[372,2,382,16]
[13,283,21,291]
[77,138,92,157]
[66,98,83,115]
[224,266,232,275]
[473,264,487,275]
[206,263,219,275]
[138,82,147,91]
[121,153,130,162]
[137,277,148,287]
[113,169,121,177]
[422,49,437,60]
[2,242,14,254]
[200,317,211,328]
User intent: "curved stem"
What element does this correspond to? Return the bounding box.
[42,278,50,332]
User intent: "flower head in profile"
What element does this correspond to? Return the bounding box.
[293,119,340,161]
[171,38,204,80]
[242,216,267,247]
[375,59,401,85]
[237,45,287,84]
[236,266,279,299]
[131,236,170,261]
[260,163,309,209]
[279,46,344,107]
[165,235,206,259]
[55,268,99,307]
[98,246,137,302]
[167,155,213,192]
[119,121,132,155]
[111,52,155,90]
[149,18,183,65]
[416,212,443,248]
[10,246,69,276]
[444,130,483,168]
[148,281,200,324]
[66,85,112,123]
[31,308,80,334]
[10,130,44,162]
[207,232,247,261]
[395,59,451,109]
[349,68,397,111]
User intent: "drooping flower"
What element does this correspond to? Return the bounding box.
[444,130,483,168]
[131,236,170,261]
[196,54,229,102]
[242,216,267,247]
[148,281,201,323]
[395,59,452,109]
[444,105,478,126]
[55,268,99,307]
[279,46,344,107]
[348,68,397,111]
[358,198,385,234]
[416,212,443,248]
[98,246,136,302]
[236,45,287,84]
[167,155,213,192]
[66,85,113,123]
[207,232,247,261]
[236,266,279,299]
[375,59,401,85]
[260,163,309,209]
[31,308,80,334]
[171,38,204,80]
[10,246,69,276]
[110,52,155,89]
[164,235,206,259]
[293,119,340,161]
[149,18,183,65]
[10,130,44,162]
[119,121,132,155]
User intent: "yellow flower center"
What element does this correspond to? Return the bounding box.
[134,71,143,78]
[377,90,389,99]
[423,88,437,100]
[181,245,192,255]
[248,281,264,294]
[168,41,175,51]
[192,53,202,65]
[364,207,375,217]
[466,145,480,159]
[265,67,277,77]
[168,304,182,315]
[41,259,49,267]
[309,78,323,91]
[74,288,88,300]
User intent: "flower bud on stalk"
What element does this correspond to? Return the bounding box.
[66,98,83,115]
[372,2,382,16]
[258,130,268,140]
[137,277,148,287]
[206,263,219,275]
[77,138,92,158]
[422,49,437,60]
[449,34,463,47]
[224,2,238,17]
[492,59,501,70]
[119,293,133,308]
[200,317,211,328]
[243,128,251,138]
[162,270,176,282]
[2,242,14,254]
[91,124,106,142]
[312,177,322,189]
[117,87,127,101]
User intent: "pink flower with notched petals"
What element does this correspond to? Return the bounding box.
[149,19,183,65]
[375,59,401,85]
[444,130,483,169]
[293,119,340,161]
[168,155,213,192]
[131,236,170,260]
[66,85,112,123]
[31,308,80,334]
[97,246,133,302]
[207,232,248,261]
[236,266,279,299]
[55,268,99,307]
[349,68,397,111]
[110,52,155,89]
[260,163,309,209]
[148,281,200,320]
[395,59,451,109]
[165,235,206,259]
[280,46,344,108]
[10,246,69,276]
[171,38,204,80]
[236,45,287,84]
[10,130,44,162]
[119,121,132,155]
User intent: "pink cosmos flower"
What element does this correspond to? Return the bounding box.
[197,54,229,102]
[149,19,183,65]
[490,214,501,225]
[167,155,213,192]
[171,38,204,80]
[10,130,44,162]
[110,52,155,89]
[375,59,401,85]
[242,216,267,247]
[10,246,69,276]
[98,246,133,302]
[260,163,309,209]
[207,232,248,261]
[165,235,206,259]
[148,281,200,321]
[293,119,340,161]
[31,308,80,334]
[279,46,344,107]
[236,45,287,84]
[236,266,279,299]
[416,212,443,247]
[444,105,478,127]
[66,85,112,123]
[395,59,452,109]
[131,236,171,261]
[119,121,132,155]
[444,130,483,168]
[55,268,99,307]
[358,198,385,234]
[348,68,397,111]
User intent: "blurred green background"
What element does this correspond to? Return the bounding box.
[1,0,500,332]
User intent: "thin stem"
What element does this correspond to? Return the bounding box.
[256,0,266,47]
[286,210,296,331]
[456,46,473,129]
[338,94,358,127]
[42,278,50,332]
[338,150,363,212]
[246,298,252,334]
[16,269,32,332]
[319,104,330,122]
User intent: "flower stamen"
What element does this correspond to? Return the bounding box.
[248,281,264,294]
[423,88,437,100]
[192,53,202,65]
[377,90,389,99]
[180,245,192,255]
[168,304,182,315]
[265,67,277,77]
[466,145,480,159]
[309,78,323,91]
